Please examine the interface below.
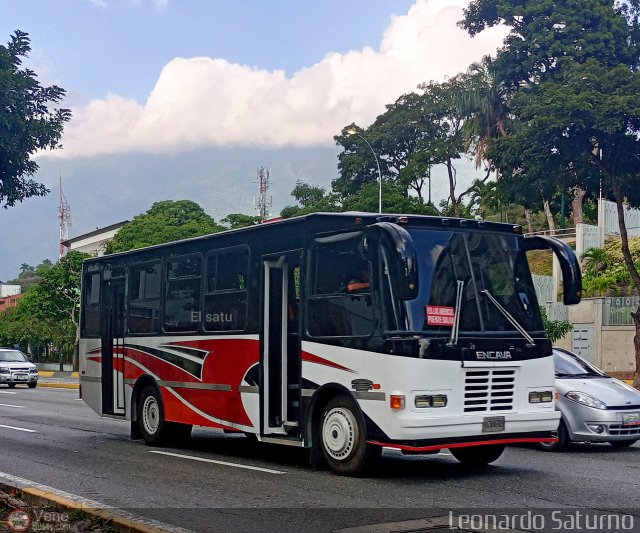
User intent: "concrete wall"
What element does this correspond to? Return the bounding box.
[551,298,636,373]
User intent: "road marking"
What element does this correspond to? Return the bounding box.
[0,403,24,408]
[148,450,286,474]
[0,391,17,395]
[0,424,37,433]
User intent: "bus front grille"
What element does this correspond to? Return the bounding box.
[464,369,516,413]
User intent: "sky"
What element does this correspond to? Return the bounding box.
[0,0,507,282]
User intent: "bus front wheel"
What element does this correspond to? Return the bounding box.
[318,395,380,476]
[138,385,191,446]
[449,444,505,466]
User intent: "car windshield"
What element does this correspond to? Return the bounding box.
[0,350,27,363]
[554,350,606,378]
[403,229,543,335]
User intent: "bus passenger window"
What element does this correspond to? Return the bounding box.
[82,272,101,337]
[129,263,161,334]
[307,247,374,337]
[164,256,201,333]
[203,250,248,332]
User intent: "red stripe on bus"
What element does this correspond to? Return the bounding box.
[367,437,557,452]
[301,352,355,373]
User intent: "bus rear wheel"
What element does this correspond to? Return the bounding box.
[449,444,505,466]
[318,395,380,476]
[138,385,191,446]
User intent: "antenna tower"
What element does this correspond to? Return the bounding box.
[254,167,272,221]
[59,177,71,257]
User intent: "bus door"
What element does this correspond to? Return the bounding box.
[261,251,302,437]
[101,272,126,416]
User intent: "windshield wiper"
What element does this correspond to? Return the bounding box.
[481,289,535,347]
[447,280,465,348]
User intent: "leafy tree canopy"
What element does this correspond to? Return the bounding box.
[106,200,223,253]
[220,213,261,230]
[0,30,71,207]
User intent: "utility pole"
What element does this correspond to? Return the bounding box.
[254,167,272,222]
[59,177,71,257]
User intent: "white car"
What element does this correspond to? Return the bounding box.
[538,348,640,451]
[0,348,38,388]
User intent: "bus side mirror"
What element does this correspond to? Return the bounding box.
[524,235,582,305]
[367,222,419,300]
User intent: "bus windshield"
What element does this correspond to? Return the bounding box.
[403,229,543,336]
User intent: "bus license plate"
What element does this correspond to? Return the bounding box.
[622,412,640,426]
[482,416,505,433]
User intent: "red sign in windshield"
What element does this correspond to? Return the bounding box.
[426,306,455,327]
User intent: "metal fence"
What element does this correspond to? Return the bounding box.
[602,296,639,326]
[533,275,555,305]
[599,199,640,239]
[548,302,569,323]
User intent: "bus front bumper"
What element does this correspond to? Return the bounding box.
[383,410,561,444]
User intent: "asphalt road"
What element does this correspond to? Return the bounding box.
[1,385,639,532]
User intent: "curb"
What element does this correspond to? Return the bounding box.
[38,382,80,390]
[37,371,79,378]
[0,472,192,533]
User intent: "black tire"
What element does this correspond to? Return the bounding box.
[317,395,381,476]
[537,419,569,452]
[28,382,37,389]
[137,385,192,446]
[609,439,638,448]
[7,383,16,389]
[449,444,505,466]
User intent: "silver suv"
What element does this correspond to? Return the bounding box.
[0,348,38,388]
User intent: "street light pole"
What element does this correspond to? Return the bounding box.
[346,128,382,214]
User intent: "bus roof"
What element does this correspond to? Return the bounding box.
[83,212,524,265]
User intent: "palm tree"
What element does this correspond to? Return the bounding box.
[458,55,512,170]
[581,247,611,277]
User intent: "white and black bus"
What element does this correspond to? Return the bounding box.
[79,212,581,475]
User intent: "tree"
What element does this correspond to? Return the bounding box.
[280,181,340,218]
[540,307,573,343]
[2,252,90,368]
[106,200,224,253]
[461,0,640,376]
[220,213,261,230]
[0,31,71,207]
[7,259,54,292]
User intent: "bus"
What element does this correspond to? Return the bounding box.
[79,212,581,475]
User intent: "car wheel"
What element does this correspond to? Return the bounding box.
[28,382,37,389]
[7,383,16,389]
[537,419,569,452]
[609,439,638,448]
[449,444,505,466]
[317,395,381,476]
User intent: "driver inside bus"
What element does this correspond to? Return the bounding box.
[347,268,370,293]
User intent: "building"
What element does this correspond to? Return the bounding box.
[61,221,128,257]
[0,285,22,312]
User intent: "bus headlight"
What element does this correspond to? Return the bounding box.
[529,391,553,403]
[415,394,448,408]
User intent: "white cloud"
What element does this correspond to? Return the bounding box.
[58,0,507,158]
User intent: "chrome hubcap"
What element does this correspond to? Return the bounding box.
[142,395,160,434]
[322,407,357,460]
